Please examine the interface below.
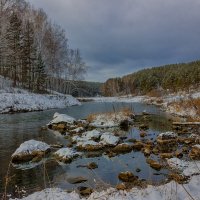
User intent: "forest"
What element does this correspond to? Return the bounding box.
[0,0,87,93]
[101,61,200,96]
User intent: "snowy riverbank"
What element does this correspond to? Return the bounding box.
[0,87,80,114]
[11,174,200,200]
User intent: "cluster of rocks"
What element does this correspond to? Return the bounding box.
[11,111,200,190]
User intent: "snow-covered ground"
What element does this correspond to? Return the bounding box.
[11,174,200,200]
[0,84,80,114]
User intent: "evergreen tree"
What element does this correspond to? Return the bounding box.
[21,20,36,89]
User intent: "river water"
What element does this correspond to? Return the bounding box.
[0,102,173,197]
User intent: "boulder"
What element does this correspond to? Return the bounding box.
[146,158,162,170]
[12,140,50,163]
[169,173,188,184]
[189,145,200,160]
[87,162,98,169]
[78,186,93,196]
[157,132,177,145]
[116,183,126,190]
[100,132,119,146]
[54,148,81,163]
[112,143,133,153]
[67,176,87,184]
[77,140,103,151]
[118,171,138,182]
[132,141,144,151]
[160,153,173,159]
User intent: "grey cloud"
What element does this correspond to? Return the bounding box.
[28,0,200,81]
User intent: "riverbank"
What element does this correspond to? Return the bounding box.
[0,88,80,114]
[79,91,200,121]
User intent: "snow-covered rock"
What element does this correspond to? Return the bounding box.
[100,132,119,146]
[48,113,76,125]
[54,148,82,163]
[12,140,50,163]
[158,132,177,140]
[76,140,103,151]
[82,130,101,140]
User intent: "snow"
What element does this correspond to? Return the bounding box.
[79,96,145,103]
[71,127,84,133]
[167,158,200,176]
[158,131,177,139]
[82,130,101,140]
[48,113,76,124]
[11,175,200,200]
[54,148,82,159]
[12,140,50,157]
[0,86,80,114]
[10,188,80,200]
[77,140,101,148]
[100,132,119,146]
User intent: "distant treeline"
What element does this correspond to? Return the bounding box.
[101,61,200,96]
[0,0,86,93]
[47,77,102,97]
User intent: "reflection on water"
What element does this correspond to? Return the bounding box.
[0,102,172,197]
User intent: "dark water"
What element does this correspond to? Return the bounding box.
[0,102,173,197]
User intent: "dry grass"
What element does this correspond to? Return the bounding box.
[86,107,133,123]
[169,98,200,121]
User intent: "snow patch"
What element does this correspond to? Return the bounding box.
[167,158,200,176]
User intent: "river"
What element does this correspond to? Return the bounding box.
[0,102,173,197]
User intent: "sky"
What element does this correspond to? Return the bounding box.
[28,0,200,82]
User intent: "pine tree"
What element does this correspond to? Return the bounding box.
[21,20,36,89]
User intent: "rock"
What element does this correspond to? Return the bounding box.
[127,138,137,143]
[146,159,162,170]
[182,146,189,153]
[132,141,144,151]
[12,140,50,163]
[118,171,138,182]
[142,147,151,157]
[54,148,81,163]
[152,147,159,155]
[140,132,147,138]
[157,132,177,145]
[50,143,64,148]
[76,140,103,151]
[139,124,149,130]
[116,183,126,190]
[87,162,98,169]
[112,143,133,153]
[78,186,93,196]
[100,132,120,146]
[67,176,87,184]
[136,168,141,172]
[169,173,188,184]
[175,150,183,158]
[120,120,130,130]
[160,153,173,159]
[189,145,200,160]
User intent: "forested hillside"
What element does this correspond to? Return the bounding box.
[0,0,86,93]
[101,61,200,96]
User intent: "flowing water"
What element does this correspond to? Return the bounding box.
[0,102,173,197]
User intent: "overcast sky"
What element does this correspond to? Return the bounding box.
[28,0,200,82]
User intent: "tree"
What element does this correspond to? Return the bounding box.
[35,52,46,92]
[6,11,22,86]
